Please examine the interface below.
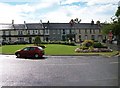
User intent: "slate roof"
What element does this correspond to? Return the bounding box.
[14,24,25,29]
[26,23,43,29]
[0,23,43,30]
[43,23,100,29]
[0,24,13,30]
[0,23,100,30]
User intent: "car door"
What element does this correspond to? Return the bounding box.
[21,47,30,57]
[29,47,36,57]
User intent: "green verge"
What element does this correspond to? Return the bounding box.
[0,44,118,57]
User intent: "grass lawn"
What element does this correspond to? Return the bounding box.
[0,44,119,57]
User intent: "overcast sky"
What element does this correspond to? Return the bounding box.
[0,0,119,24]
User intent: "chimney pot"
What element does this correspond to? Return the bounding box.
[12,20,14,24]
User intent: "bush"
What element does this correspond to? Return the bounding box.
[34,36,41,46]
[80,45,89,50]
[93,42,107,48]
[82,40,94,47]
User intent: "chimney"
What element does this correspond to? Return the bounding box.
[91,19,94,25]
[12,20,14,24]
[24,21,27,29]
[40,20,42,24]
[24,21,26,24]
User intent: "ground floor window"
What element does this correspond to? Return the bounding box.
[85,35,88,40]
[91,35,95,40]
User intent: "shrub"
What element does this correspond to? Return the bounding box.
[93,42,107,48]
[80,45,88,50]
[82,40,94,47]
[34,36,41,46]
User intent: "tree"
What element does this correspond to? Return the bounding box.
[34,36,41,46]
[115,7,120,17]
[69,18,81,26]
[102,5,120,45]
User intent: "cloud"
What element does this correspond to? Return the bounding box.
[0,0,119,24]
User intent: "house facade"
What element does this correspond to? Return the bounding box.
[0,20,104,44]
[43,22,103,42]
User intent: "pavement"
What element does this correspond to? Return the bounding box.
[106,43,120,51]
[0,55,119,86]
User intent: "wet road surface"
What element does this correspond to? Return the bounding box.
[0,55,119,86]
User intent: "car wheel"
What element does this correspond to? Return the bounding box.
[16,53,20,58]
[34,54,39,58]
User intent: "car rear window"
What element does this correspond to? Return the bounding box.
[38,47,43,50]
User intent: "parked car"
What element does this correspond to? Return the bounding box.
[15,46,44,58]
[2,41,8,45]
[14,41,29,44]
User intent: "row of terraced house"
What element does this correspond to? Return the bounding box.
[0,20,105,44]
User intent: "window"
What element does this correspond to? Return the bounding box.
[3,37,6,41]
[85,29,87,34]
[33,30,35,34]
[91,35,95,40]
[58,29,60,34]
[70,29,72,34]
[30,47,35,51]
[63,29,65,34]
[93,29,95,34]
[18,31,20,35]
[9,38,11,41]
[9,31,11,35]
[79,35,81,39]
[53,30,55,34]
[79,35,81,42]
[23,47,30,51]
[38,30,41,34]
[45,29,49,34]
[3,31,6,35]
[85,35,88,40]
[90,29,92,34]
[99,29,101,33]
[28,30,30,34]
[79,29,81,34]
[18,31,23,35]
[98,35,102,41]
[21,31,23,35]
[36,30,38,34]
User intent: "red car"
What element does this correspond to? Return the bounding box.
[15,46,44,58]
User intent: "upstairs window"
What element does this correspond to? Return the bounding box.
[3,31,6,35]
[45,29,49,34]
[18,31,23,35]
[90,29,92,34]
[9,31,11,35]
[93,29,95,34]
[33,30,35,34]
[63,29,65,34]
[79,29,81,34]
[27,30,30,34]
[99,29,101,33]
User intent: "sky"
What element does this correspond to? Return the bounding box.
[0,0,119,24]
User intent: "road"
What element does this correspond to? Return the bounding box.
[0,55,119,86]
